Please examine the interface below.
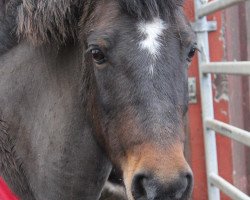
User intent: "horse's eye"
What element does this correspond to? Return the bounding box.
[187,45,197,62]
[91,48,106,64]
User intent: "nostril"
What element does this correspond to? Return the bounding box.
[186,172,193,189]
[175,172,193,199]
[131,172,193,200]
[131,174,148,199]
[185,172,193,194]
[184,172,193,191]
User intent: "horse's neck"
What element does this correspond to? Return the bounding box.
[0,42,51,199]
[0,41,111,200]
[0,119,35,199]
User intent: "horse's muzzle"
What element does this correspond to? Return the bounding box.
[131,170,193,200]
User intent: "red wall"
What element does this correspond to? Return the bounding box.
[225,2,250,194]
[184,1,234,199]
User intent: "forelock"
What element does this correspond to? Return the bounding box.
[118,0,184,20]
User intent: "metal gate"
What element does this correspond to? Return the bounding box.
[194,0,250,199]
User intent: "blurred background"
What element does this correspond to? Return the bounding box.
[184,0,250,199]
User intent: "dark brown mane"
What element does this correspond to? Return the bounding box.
[1,0,184,46]
[118,0,184,20]
[16,0,84,44]
[0,0,18,54]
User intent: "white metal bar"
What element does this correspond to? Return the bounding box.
[201,61,250,75]
[205,119,250,146]
[195,1,250,200]
[194,0,220,199]
[197,0,250,18]
[209,174,250,200]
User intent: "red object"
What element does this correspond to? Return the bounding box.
[184,0,233,199]
[0,177,19,200]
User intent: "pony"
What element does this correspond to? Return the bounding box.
[0,0,197,199]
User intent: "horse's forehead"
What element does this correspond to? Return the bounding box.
[136,18,167,75]
[138,18,167,57]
